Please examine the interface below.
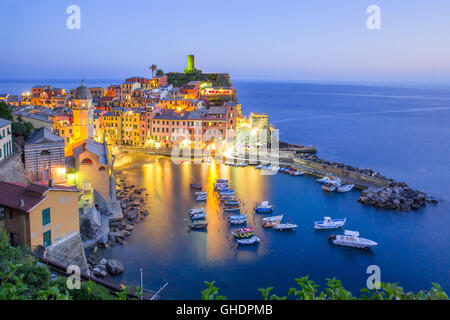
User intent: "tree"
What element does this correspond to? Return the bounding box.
[0,101,12,120]
[156,69,164,77]
[149,64,157,78]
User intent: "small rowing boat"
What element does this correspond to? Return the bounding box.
[224,200,240,206]
[273,223,297,231]
[196,195,207,202]
[237,236,260,246]
[194,191,206,196]
[322,183,337,192]
[232,227,254,239]
[188,208,204,215]
[337,184,354,192]
[190,213,206,220]
[190,183,202,189]
[189,221,208,229]
[224,206,240,213]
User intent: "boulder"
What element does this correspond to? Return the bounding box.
[127,209,139,220]
[92,267,108,278]
[106,259,124,275]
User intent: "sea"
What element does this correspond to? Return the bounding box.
[1,79,449,299]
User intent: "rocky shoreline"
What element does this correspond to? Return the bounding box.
[296,153,438,211]
[85,174,150,278]
[359,182,438,211]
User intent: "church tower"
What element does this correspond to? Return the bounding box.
[72,80,94,143]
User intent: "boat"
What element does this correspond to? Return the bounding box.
[228,214,246,221]
[314,217,346,230]
[194,191,206,196]
[328,230,378,249]
[190,183,202,189]
[317,176,341,186]
[189,220,208,229]
[293,171,304,176]
[232,228,254,239]
[255,164,264,169]
[224,206,241,213]
[229,219,246,225]
[273,223,298,230]
[322,183,337,192]
[237,236,260,246]
[196,195,207,201]
[262,215,283,223]
[190,213,206,220]
[216,179,228,183]
[188,208,204,215]
[254,201,273,213]
[224,200,240,206]
[337,184,354,192]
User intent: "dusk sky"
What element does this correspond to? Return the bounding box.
[1,0,450,83]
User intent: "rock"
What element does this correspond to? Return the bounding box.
[106,259,124,275]
[127,209,139,220]
[98,234,109,245]
[80,218,96,240]
[125,224,133,231]
[92,267,108,278]
[100,258,107,265]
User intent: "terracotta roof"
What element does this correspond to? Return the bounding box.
[0,182,79,213]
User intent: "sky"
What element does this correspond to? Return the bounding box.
[1,0,450,83]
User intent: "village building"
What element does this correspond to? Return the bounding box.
[0,118,13,162]
[24,128,66,184]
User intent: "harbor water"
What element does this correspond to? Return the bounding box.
[1,80,449,298]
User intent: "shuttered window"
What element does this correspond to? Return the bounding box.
[42,208,51,226]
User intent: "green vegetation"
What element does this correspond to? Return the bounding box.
[0,229,123,300]
[201,276,448,300]
[156,69,164,77]
[167,70,204,87]
[0,101,34,140]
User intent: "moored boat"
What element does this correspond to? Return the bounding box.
[228,214,246,221]
[188,208,204,215]
[224,200,240,206]
[237,236,260,246]
[190,213,206,220]
[195,191,207,196]
[273,223,298,230]
[189,220,208,229]
[196,195,207,201]
[337,184,354,192]
[224,206,240,213]
[328,230,378,249]
[229,219,246,225]
[314,217,346,230]
[254,201,273,213]
[190,183,202,189]
[232,227,254,239]
[293,171,304,176]
[322,183,337,192]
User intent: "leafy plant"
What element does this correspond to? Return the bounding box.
[201,281,226,300]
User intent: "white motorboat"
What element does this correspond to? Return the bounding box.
[190,213,206,220]
[293,171,304,176]
[237,236,260,245]
[337,184,354,192]
[314,217,346,229]
[329,230,378,249]
[254,201,273,213]
[255,164,264,169]
[272,223,297,230]
[317,176,342,186]
[188,208,204,215]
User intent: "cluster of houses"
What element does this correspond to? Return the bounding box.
[0,56,272,267]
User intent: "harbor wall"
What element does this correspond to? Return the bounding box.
[293,158,389,188]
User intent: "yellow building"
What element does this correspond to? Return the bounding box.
[0,181,80,248]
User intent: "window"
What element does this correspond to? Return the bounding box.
[42,208,50,226]
[43,230,51,247]
[81,158,93,165]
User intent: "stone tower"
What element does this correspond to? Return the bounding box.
[72,80,94,143]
